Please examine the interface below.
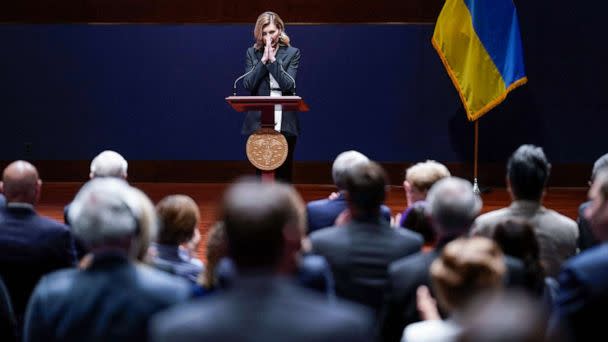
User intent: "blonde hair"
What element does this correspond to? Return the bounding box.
[253,11,291,50]
[431,237,505,313]
[405,160,451,192]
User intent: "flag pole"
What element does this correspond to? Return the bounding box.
[473,119,480,195]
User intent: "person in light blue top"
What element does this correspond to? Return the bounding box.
[151,195,204,284]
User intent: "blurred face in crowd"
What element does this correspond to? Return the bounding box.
[586,178,608,241]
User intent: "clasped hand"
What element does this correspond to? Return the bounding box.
[260,36,278,64]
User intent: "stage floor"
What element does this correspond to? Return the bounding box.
[36,182,588,259]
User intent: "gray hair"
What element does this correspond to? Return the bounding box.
[426,177,482,235]
[68,178,149,254]
[592,153,608,182]
[332,150,369,190]
[90,150,128,178]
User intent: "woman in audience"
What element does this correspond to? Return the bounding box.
[401,201,435,249]
[402,237,506,342]
[491,219,546,296]
[150,195,204,283]
[195,222,231,295]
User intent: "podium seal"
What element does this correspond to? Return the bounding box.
[246,128,288,171]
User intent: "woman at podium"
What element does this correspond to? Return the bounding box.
[242,11,301,183]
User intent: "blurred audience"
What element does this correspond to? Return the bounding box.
[306,150,391,234]
[310,161,422,313]
[380,177,483,342]
[396,160,451,247]
[151,195,204,283]
[24,178,190,342]
[575,152,608,251]
[64,150,130,260]
[0,161,76,332]
[490,219,557,304]
[472,144,578,277]
[151,179,375,342]
[402,237,506,342]
[196,222,229,295]
[550,168,608,341]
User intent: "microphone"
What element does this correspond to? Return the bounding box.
[233,60,259,96]
[279,64,297,95]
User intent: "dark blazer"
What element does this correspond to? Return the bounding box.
[306,193,392,234]
[550,244,608,341]
[0,204,76,323]
[0,195,5,207]
[379,243,526,342]
[150,275,375,342]
[310,219,422,312]
[242,45,301,136]
[24,253,191,342]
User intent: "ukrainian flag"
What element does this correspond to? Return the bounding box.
[432,0,527,121]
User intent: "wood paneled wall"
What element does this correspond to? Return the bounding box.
[0,0,442,23]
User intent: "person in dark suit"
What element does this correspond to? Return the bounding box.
[150,180,375,342]
[242,11,301,183]
[380,177,527,342]
[24,178,191,342]
[310,161,422,312]
[550,169,608,341]
[64,150,129,260]
[379,177,482,342]
[0,161,76,329]
[64,150,128,225]
[306,150,391,234]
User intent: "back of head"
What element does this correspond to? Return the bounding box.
[402,201,435,244]
[332,150,369,190]
[221,179,301,271]
[492,219,540,263]
[492,219,545,294]
[90,150,128,179]
[426,177,481,237]
[431,237,505,313]
[507,145,550,201]
[68,178,142,256]
[591,152,608,182]
[405,160,451,192]
[344,161,387,215]
[156,195,200,245]
[201,222,229,288]
[1,160,40,204]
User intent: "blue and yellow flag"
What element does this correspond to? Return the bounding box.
[432,0,527,121]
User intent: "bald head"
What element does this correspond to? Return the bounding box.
[1,161,41,204]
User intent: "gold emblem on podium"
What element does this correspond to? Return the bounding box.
[246,128,288,171]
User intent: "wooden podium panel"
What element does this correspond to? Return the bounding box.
[226,96,310,182]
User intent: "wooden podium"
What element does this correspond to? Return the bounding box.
[226,96,310,182]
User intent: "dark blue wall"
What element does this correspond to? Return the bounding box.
[1,2,606,164]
